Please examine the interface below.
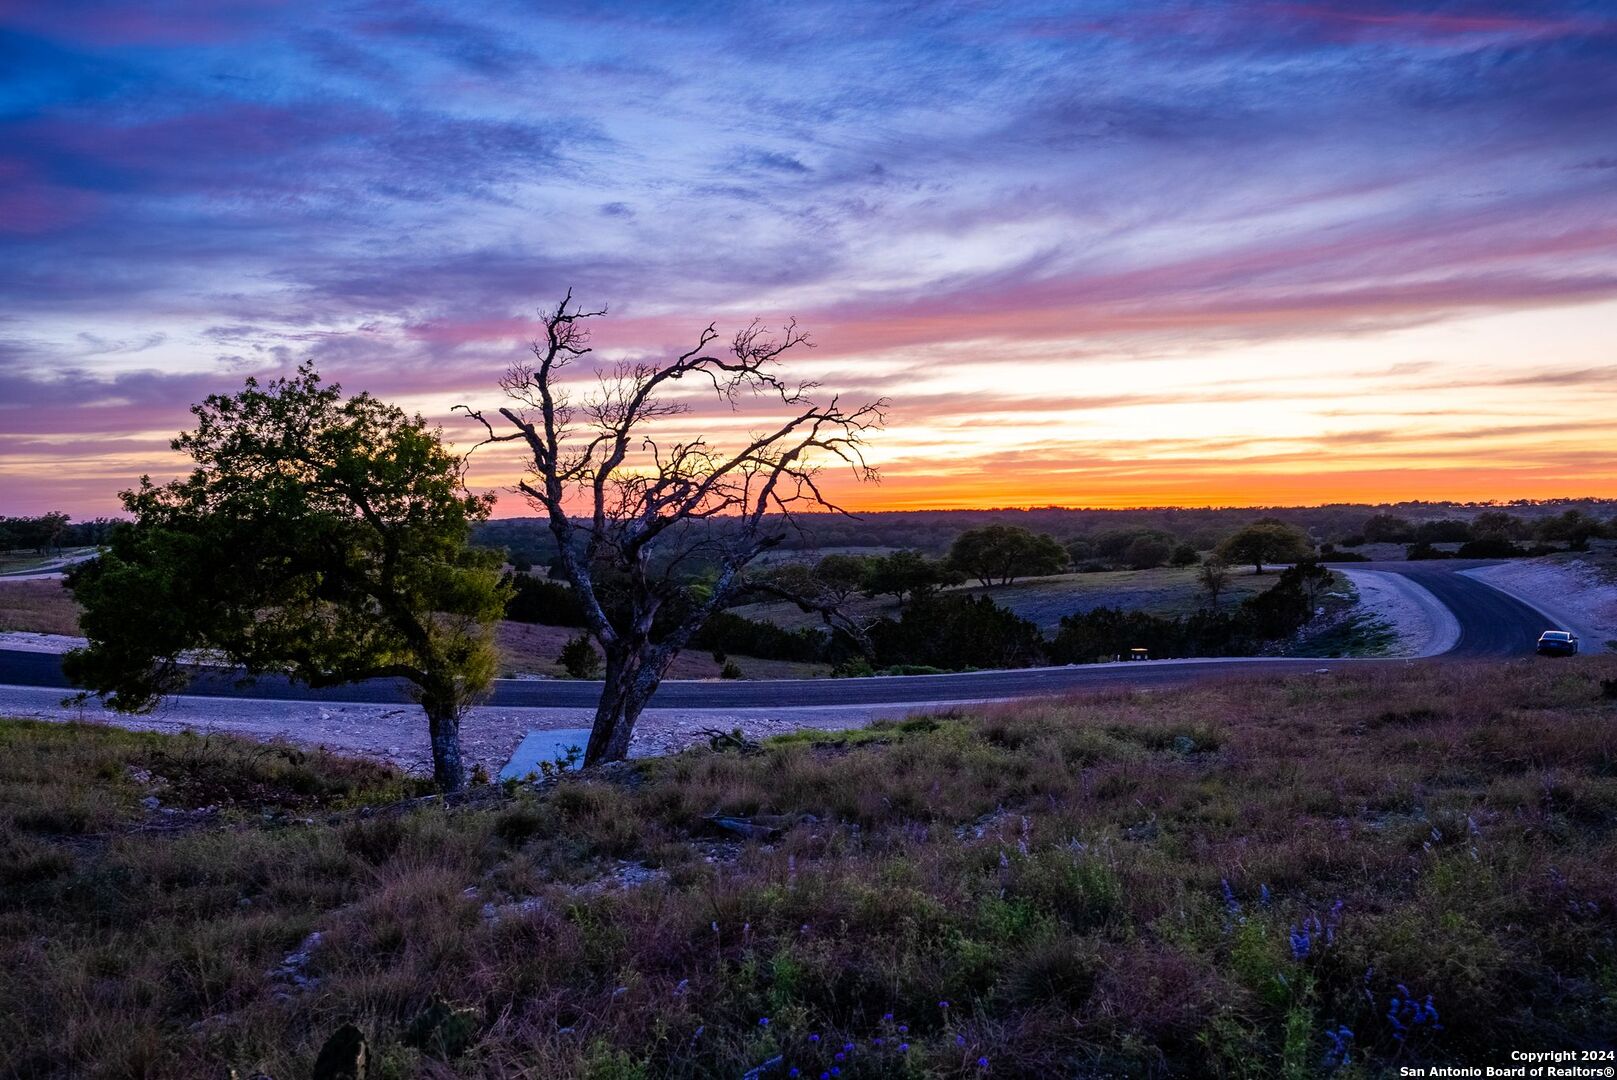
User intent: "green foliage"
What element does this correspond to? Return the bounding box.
[1361,512,1413,543]
[402,995,480,1059]
[813,553,872,596]
[860,549,963,604]
[1456,537,1521,558]
[62,365,507,790]
[1405,540,1454,561]
[0,511,71,553]
[692,610,828,663]
[1170,542,1200,567]
[503,571,587,626]
[558,633,603,679]
[1048,562,1324,662]
[1125,534,1172,570]
[1216,520,1314,573]
[869,592,1043,669]
[947,524,1068,585]
[1535,508,1609,545]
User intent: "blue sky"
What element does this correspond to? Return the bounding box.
[2,1,1616,512]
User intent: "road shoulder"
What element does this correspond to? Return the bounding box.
[1339,567,1459,657]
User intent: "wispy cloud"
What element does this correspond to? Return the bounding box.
[1,1,1614,513]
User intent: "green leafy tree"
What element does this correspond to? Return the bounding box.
[862,549,963,603]
[947,524,1068,586]
[814,553,873,600]
[1535,509,1605,547]
[63,365,507,792]
[1216,520,1314,574]
[1361,513,1413,543]
[1124,534,1172,570]
[1471,510,1526,540]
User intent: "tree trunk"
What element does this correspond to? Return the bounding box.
[422,696,466,792]
[584,642,671,766]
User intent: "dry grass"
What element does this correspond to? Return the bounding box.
[733,566,1277,633]
[0,579,82,635]
[4,658,1617,1077]
[496,621,831,680]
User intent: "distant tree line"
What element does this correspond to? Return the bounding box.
[1349,508,1610,554]
[501,530,1337,675]
[496,504,1616,675]
[0,514,120,553]
[475,502,1616,578]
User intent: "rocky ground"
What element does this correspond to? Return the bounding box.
[0,683,936,779]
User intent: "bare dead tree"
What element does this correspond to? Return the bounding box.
[458,292,886,765]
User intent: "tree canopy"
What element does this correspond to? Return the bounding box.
[947,524,1068,585]
[1216,520,1314,574]
[861,549,962,603]
[65,365,507,791]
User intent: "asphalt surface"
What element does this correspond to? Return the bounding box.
[0,560,1562,710]
[1342,560,1554,658]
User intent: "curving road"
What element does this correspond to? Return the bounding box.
[0,560,1562,711]
[1344,560,1553,657]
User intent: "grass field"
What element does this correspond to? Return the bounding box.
[0,579,82,636]
[5,658,1615,1077]
[734,566,1279,633]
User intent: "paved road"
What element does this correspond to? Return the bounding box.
[1342,560,1554,657]
[0,550,99,579]
[0,560,1561,710]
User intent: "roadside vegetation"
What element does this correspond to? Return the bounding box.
[10,502,1615,693]
[5,658,1615,1077]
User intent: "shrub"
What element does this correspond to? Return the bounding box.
[1406,541,1454,561]
[1456,537,1520,558]
[504,571,587,626]
[558,634,602,679]
[691,610,827,663]
[869,593,1043,670]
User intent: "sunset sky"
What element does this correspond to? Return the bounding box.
[2,1,1615,517]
